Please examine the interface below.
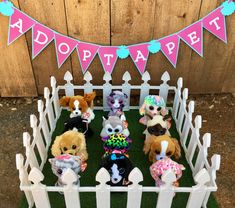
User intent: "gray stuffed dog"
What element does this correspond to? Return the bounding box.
[100,116,130,137]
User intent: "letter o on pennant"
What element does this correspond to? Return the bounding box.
[58,43,70,54]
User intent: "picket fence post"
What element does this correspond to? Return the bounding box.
[159,71,170,103]
[62,169,81,208]
[139,71,150,107]
[50,76,60,119]
[127,168,143,208]
[16,154,34,208]
[156,169,176,208]
[122,72,131,111]
[30,115,47,168]
[186,168,210,208]
[96,168,111,208]
[64,71,74,96]
[103,72,112,111]
[84,71,93,93]
[172,77,183,120]
[38,100,50,145]
[181,101,194,147]
[23,132,39,170]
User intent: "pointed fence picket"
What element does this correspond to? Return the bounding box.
[16,70,221,208]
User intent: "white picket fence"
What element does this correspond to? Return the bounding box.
[16,70,220,208]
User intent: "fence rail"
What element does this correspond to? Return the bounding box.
[16,71,220,208]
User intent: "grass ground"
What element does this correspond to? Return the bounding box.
[20,109,218,208]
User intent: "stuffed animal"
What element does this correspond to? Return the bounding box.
[100,153,134,186]
[100,116,130,137]
[144,135,181,163]
[60,91,96,123]
[144,115,171,138]
[139,95,168,125]
[49,154,86,187]
[107,91,128,120]
[63,116,93,138]
[150,157,185,187]
[51,131,88,161]
[102,134,132,157]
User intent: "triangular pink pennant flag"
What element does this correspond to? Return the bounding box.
[54,33,78,68]
[128,44,149,74]
[32,23,54,59]
[98,46,118,74]
[178,21,203,57]
[159,34,180,68]
[8,8,36,45]
[77,42,100,73]
[203,7,227,43]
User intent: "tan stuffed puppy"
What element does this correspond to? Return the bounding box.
[60,92,96,122]
[143,135,181,163]
[51,131,88,161]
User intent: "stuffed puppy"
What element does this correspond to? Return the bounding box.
[51,131,88,161]
[100,116,130,137]
[60,91,96,123]
[63,116,93,138]
[139,95,168,125]
[144,115,171,138]
[143,135,181,163]
[49,154,87,187]
[102,134,132,156]
[150,157,185,187]
[100,153,134,186]
[107,90,128,120]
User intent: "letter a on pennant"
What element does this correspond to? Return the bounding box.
[77,42,100,74]
[98,46,118,74]
[178,21,203,57]
[203,7,227,43]
[32,24,54,59]
[54,33,78,68]
[8,8,35,45]
[128,44,149,74]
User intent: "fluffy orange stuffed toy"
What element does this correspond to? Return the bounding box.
[60,91,96,123]
[51,131,88,161]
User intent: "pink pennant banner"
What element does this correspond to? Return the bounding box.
[98,46,118,74]
[159,34,180,68]
[8,8,35,45]
[54,33,78,68]
[203,7,227,43]
[178,21,203,57]
[32,23,54,59]
[128,44,149,74]
[77,42,100,73]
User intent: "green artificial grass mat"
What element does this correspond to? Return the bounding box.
[20,110,219,208]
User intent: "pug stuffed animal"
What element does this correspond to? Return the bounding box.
[60,92,96,123]
[100,116,130,137]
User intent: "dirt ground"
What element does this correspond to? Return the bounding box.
[0,94,234,208]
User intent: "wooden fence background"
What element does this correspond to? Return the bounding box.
[0,0,234,97]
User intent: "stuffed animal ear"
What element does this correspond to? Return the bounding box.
[172,138,181,159]
[163,115,172,129]
[102,116,108,121]
[84,91,96,102]
[139,103,146,115]
[161,108,168,116]
[59,96,71,107]
[51,136,63,157]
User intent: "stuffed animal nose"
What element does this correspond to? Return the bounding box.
[114,178,118,181]
[75,112,79,114]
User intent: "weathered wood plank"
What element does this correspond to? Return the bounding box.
[0,0,37,97]
[64,0,110,86]
[111,0,156,85]
[18,0,73,94]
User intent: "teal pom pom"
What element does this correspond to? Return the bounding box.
[117,45,130,59]
[221,0,235,16]
[0,1,14,16]
[148,40,161,54]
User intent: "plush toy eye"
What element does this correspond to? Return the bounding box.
[57,169,63,175]
[63,147,68,151]
[79,108,82,110]
[111,100,115,104]
[114,128,120,133]
[119,100,123,104]
[119,168,125,174]
[155,150,160,154]
[159,129,165,135]
[73,107,76,111]
[148,127,154,133]
[72,145,77,149]
[108,128,113,132]
[149,106,154,110]
[157,107,162,111]
[166,151,172,156]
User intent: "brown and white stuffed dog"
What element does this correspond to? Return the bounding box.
[51,131,88,161]
[60,92,96,123]
[143,135,181,163]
